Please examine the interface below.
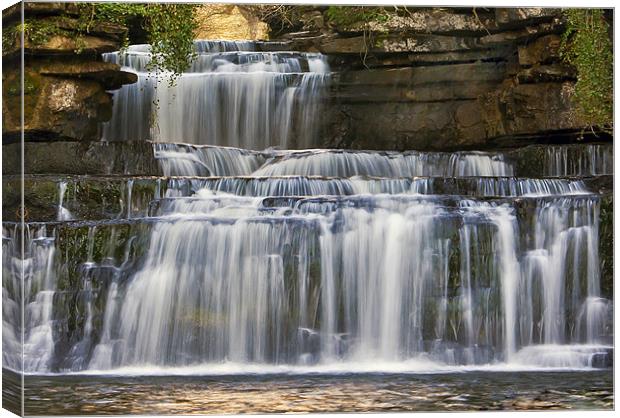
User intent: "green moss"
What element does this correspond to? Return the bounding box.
[325,6,390,27]
[561,9,613,131]
[24,19,64,44]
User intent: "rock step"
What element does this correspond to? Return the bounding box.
[3,141,612,177]
[4,174,612,222]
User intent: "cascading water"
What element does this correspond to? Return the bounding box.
[57,181,74,221]
[3,35,612,376]
[544,144,614,176]
[4,145,612,373]
[101,41,330,150]
[3,225,58,372]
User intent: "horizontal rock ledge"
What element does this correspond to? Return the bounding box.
[39,62,138,90]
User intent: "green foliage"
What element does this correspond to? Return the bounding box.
[76,2,198,78]
[2,19,65,51]
[7,2,198,78]
[561,9,613,131]
[141,4,198,79]
[3,3,198,78]
[325,6,390,27]
[22,19,64,44]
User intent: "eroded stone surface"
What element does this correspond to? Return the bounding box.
[2,9,134,142]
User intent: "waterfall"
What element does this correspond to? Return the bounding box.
[544,144,613,176]
[4,144,612,373]
[153,143,265,176]
[3,37,612,375]
[253,150,514,177]
[57,181,74,221]
[77,191,608,370]
[101,41,330,149]
[3,225,58,373]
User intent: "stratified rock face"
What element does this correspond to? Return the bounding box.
[270,7,602,150]
[2,4,135,143]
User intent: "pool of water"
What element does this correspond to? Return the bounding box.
[4,369,613,415]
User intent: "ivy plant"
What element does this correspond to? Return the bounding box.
[76,2,198,78]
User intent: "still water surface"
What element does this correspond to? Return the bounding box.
[11,370,613,415]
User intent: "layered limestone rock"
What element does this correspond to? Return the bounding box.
[266,7,606,150]
[2,2,136,143]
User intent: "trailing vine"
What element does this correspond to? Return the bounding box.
[140,4,198,79]
[3,3,198,79]
[561,9,613,133]
[77,3,198,79]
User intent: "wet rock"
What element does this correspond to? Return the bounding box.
[599,194,613,300]
[591,349,613,368]
[518,34,562,66]
[2,141,162,176]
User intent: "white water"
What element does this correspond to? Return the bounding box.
[101,41,330,149]
[3,38,613,376]
[544,144,613,176]
[80,192,609,371]
[3,225,58,372]
[3,148,612,374]
[254,150,514,177]
[57,181,74,221]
